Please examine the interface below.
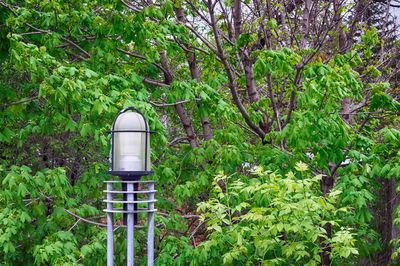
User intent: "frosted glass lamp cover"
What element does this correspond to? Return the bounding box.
[110,108,151,174]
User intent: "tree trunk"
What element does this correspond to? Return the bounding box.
[174,104,198,148]
[159,50,199,147]
[174,7,213,141]
[320,174,334,265]
[376,178,396,265]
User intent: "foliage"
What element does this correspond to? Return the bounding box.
[170,167,358,265]
[0,0,399,265]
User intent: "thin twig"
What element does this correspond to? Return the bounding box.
[68,218,81,231]
[143,77,169,87]
[168,137,190,147]
[149,98,200,107]
[190,219,208,246]
[2,96,38,108]
[117,48,170,75]
[64,209,147,228]
[0,1,89,59]
[64,209,107,227]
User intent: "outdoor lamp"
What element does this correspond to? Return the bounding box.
[108,107,154,225]
[109,107,153,180]
[104,107,157,265]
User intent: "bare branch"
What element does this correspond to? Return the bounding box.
[60,36,90,58]
[207,0,265,140]
[168,137,190,147]
[117,48,170,75]
[182,23,218,54]
[143,77,170,87]
[121,0,142,11]
[64,209,106,227]
[149,98,200,107]
[2,96,39,108]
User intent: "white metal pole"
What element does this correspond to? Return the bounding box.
[127,182,135,266]
[107,183,114,266]
[147,183,155,266]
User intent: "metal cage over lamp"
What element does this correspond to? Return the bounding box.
[108,107,154,180]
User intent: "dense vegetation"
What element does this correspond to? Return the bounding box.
[0,0,400,265]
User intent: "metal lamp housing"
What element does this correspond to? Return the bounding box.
[109,107,152,179]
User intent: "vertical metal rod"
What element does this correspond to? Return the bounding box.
[127,183,135,266]
[122,183,127,225]
[134,183,138,225]
[147,183,155,266]
[107,183,114,266]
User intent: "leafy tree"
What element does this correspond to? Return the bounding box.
[0,0,399,265]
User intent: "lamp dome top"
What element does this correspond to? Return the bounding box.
[112,107,148,131]
[114,112,147,131]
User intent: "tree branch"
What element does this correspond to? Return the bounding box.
[207,0,265,140]
[149,98,200,107]
[117,48,170,75]
[143,77,170,87]
[64,209,106,227]
[2,96,39,108]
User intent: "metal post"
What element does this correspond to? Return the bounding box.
[122,182,127,225]
[107,183,114,266]
[127,182,135,266]
[147,183,155,266]
[134,183,138,225]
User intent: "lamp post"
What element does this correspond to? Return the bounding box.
[104,107,156,266]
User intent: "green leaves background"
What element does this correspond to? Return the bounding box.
[0,0,399,265]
